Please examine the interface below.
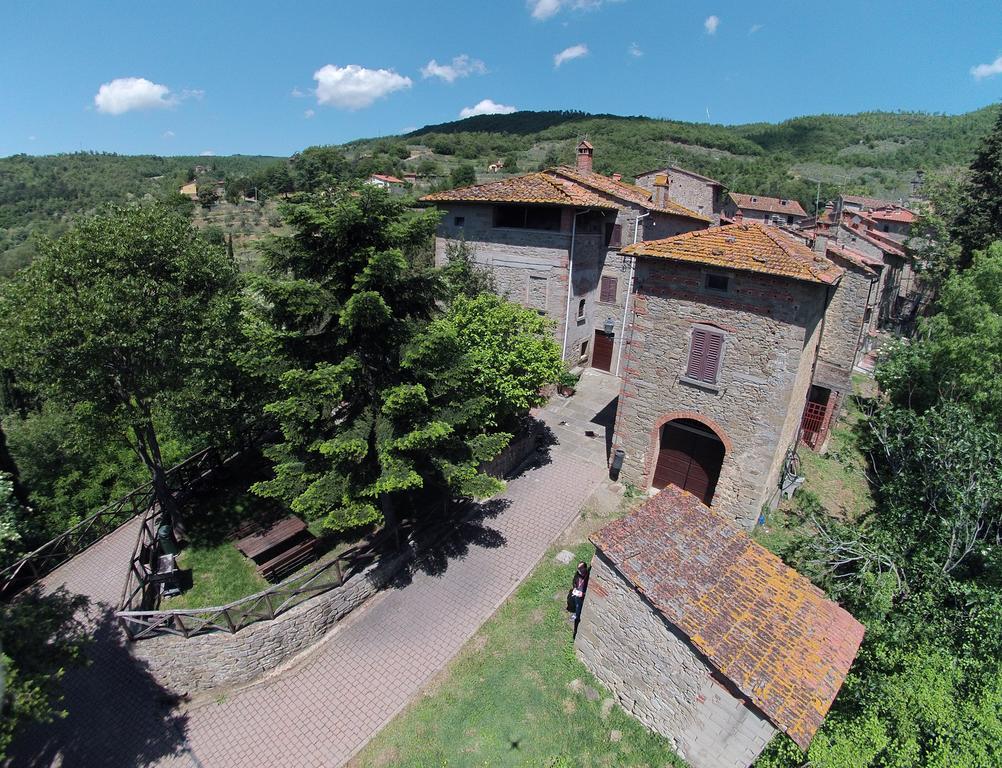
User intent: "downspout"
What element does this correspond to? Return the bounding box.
[614,210,650,377]
[561,208,593,361]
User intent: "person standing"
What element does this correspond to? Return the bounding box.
[570,561,590,627]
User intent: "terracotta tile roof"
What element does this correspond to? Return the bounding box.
[825,242,881,276]
[370,174,405,184]
[421,167,710,222]
[622,222,843,285]
[841,220,906,257]
[551,166,710,222]
[420,171,617,210]
[841,194,900,211]
[869,207,916,224]
[635,165,724,186]
[590,486,865,751]
[729,193,808,218]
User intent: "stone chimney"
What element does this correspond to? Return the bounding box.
[576,140,594,173]
[652,173,669,207]
[611,172,622,182]
[813,234,829,255]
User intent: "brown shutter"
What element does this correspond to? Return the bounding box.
[702,331,723,383]
[687,329,707,379]
[611,224,622,247]
[600,276,618,303]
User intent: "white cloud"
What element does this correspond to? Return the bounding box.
[28,135,36,142]
[291,86,307,98]
[312,64,412,109]
[749,23,764,34]
[704,15,720,35]
[94,77,176,115]
[162,130,175,138]
[554,44,589,68]
[304,109,316,119]
[199,150,214,156]
[971,55,1002,80]
[628,42,643,58]
[459,99,518,119]
[421,54,487,83]
[528,0,612,20]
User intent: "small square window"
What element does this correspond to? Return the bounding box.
[454,216,465,227]
[580,340,589,358]
[705,273,729,292]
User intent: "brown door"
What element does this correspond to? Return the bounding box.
[653,420,725,505]
[592,330,614,371]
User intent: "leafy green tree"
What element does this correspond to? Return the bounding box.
[877,242,1002,422]
[956,106,1002,261]
[450,163,476,187]
[907,173,964,295]
[440,239,495,300]
[249,186,509,532]
[0,204,246,530]
[290,146,348,191]
[431,294,563,429]
[196,181,217,209]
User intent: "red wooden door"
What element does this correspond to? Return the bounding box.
[653,422,725,505]
[592,330,614,372]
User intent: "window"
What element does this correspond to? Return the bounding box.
[685,327,724,385]
[704,273,729,292]
[494,205,561,231]
[605,222,623,248]
[577,298,586,319]
[453,216,465,227]
[580,340,589,359]
[600,275,618,303]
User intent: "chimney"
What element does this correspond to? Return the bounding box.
[813,234,829,255]
[611,172,622,182]
[576,140,594,173]
[652,173,669,207]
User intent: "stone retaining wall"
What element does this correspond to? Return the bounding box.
[130,547,413,694]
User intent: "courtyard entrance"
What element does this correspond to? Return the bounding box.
[652,419,725,505]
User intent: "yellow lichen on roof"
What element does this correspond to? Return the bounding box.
[420,172,616,209]
[552,166,710,222]
[622,222,843,284]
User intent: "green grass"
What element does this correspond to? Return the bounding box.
[350,541,684,768]
[754,374,876,554]
[169,542,269,609]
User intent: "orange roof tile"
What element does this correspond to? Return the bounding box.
[730,193,808,218]
[622,222,843,285]
[825,242,881,275]
[590,486,865,751]
[420,167,710,222]
[420,171,616,209]
[869,207,916,224]
[552,166,710,222]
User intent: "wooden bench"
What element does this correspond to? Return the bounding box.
[257,537,319,582]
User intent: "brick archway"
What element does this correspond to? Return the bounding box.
[643,411,733,491]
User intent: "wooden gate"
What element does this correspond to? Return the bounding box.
[592,330,614,372]
[653,420,725,505]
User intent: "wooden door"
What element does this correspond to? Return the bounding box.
[653,421,725,505]
[592,330,614,372]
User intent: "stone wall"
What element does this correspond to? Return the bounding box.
[635,169,720,224]
[131,547,413,694]
[816,256,879,391]
[576,552,776,768]
[614,259,825,526]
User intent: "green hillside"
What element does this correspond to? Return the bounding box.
[2,105,998,275]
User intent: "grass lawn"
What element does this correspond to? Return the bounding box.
[754,373,876,554]
[351,537,683,768]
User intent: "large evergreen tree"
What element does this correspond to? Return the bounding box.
[956,106,1002,261]
[249,186,510,532]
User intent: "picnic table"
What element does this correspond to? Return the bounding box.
[234,515,318,581]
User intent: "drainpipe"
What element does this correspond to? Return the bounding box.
[614,210,650,377]
[561,208,593,361]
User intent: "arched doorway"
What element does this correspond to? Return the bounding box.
[652,418,725,505]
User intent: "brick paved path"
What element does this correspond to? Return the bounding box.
[9,380,616,767]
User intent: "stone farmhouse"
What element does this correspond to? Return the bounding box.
[633,166,727,224]
[612,223,874,526]
[723,192,808,227]
[422,142,711,370]
[577,485,865,768]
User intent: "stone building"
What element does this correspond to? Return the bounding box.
[633,165,726,224]
[723,193,808,227]
[421,142,710,369]
[613,223,845,526]
[576,485,864,768]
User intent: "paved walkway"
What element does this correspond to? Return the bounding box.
[8,374,620,768]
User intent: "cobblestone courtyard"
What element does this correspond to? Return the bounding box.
[8,372,620,768]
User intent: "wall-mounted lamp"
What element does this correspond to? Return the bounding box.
[603,316,616,335]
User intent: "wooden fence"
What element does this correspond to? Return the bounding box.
[0,446,222,601]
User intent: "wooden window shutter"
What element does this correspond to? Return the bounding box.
[611,224,622,247]
[687,328,724,384]
[600,276,618,303]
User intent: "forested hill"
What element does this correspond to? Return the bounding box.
[1,105,997,275]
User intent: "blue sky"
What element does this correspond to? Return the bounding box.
[2,0,1001,157]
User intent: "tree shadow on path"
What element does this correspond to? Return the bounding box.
[7,601,192,768]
